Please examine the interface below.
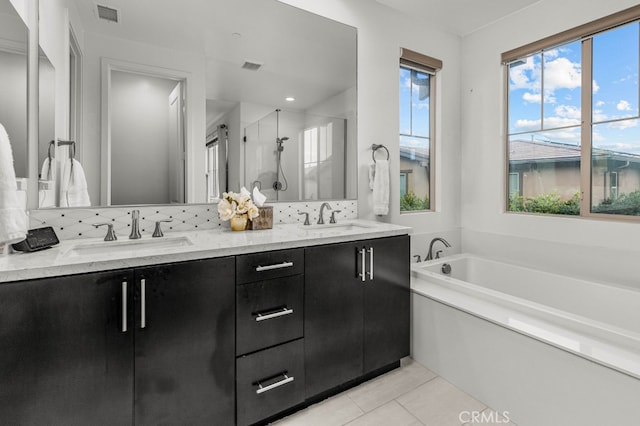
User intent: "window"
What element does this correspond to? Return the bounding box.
[206,140,219,202]
[505,5,640,219]
[303,124,333,200]
[399,48,441,213]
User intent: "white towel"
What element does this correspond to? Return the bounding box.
[372,159,389,216]
[368,163,376,191]
[41,157,53,181]
[0,124,28,245]
[59,158,91,207]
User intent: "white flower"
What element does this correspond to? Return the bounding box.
[217,189,261,221]
[217,198,236,221]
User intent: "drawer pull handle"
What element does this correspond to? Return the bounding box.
[256,374,294,394]
[255,261,294,272]
[255,307,294,322]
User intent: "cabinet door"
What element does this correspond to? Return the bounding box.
[133,257,235,426]
[363,235,410,373]
[304,241,363,398]
[0,271,134,426]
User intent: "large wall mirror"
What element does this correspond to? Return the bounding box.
[0,0,28,205]
[35,0,357,208]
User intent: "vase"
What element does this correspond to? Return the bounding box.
[229,215,248,231]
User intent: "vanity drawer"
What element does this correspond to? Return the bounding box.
[236,248,304,284]
[237,339,305,426]
[236,275,303,355]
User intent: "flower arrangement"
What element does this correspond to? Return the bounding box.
[217,188,260,222]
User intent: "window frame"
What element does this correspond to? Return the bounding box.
[399,48,441,214]
[503,5,640,222]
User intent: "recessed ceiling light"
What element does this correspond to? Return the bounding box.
[285,97,295,102]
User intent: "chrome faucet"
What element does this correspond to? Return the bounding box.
[317,202,332,225]
[426,237,451,261]
[93,223,117,241]
[129,210,141,239]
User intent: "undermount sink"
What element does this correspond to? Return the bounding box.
[301,222,372,233]
[66,236,194,257]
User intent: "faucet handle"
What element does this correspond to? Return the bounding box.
[435,250,443,259]
[329,210,342,224]
[297,211,310,226]
[152,219,173,237]
[413,254,422,263]
[92,223,117,241]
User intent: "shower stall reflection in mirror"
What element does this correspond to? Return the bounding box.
[243,108,348,202]
[101,59,188,206]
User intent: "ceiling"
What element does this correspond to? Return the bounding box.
[70,0,356,124]
[376,0,542,36]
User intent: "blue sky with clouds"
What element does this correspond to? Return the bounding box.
[508,22,640,155]
[399,66,430,150]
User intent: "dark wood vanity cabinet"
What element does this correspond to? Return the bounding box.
[235,248,306,426]
[0,257,235,426]
[0,270,134,426]
[133,258,235,425]
[1,233,409,425]
[304,235,410,398]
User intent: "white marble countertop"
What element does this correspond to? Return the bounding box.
[0,219,410,283]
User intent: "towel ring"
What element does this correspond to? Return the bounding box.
[371,144,390,163]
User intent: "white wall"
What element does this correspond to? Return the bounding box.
[460,0,640,289]
[82,32,206,204]
[278,0,463,256]
[110,71,176,205]
[0,50,28,177]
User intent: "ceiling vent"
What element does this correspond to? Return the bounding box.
[241,61,263,71]
[96,4,120,23]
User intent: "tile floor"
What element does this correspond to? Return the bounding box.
[273,358,516,426]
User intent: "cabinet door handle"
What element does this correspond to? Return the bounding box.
[255,261,294,272]
[368,247,374,280]
[359,248,366,282]
[255,373,295,394]
[254,307,294,322]
[122,281,127,333]
[140,278,146,329]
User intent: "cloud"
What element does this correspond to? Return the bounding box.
[593,109,608,122]
[514,116,580,131]
[595,100,605,107]
[608,120,638,130]
[514,119,541,132]
[522,92,541,103]
[592,80,599,94]
[543,116,581,128]
[544,57,581,91]
[555,105,581,119]
[509,56,539,90]
[617,100,631,111]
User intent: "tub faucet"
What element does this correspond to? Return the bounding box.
[317,202,332,225]
[426,237,451,261]
[129,210,141,239]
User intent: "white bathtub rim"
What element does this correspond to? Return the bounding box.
[411,274,640,381]
[415,252,640,294]
[412,254,640,339]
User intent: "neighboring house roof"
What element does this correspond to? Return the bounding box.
[509,139,640,164]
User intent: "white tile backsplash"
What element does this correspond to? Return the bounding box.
[29,200,358,240]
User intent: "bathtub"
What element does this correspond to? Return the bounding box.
[411,254,640,426]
